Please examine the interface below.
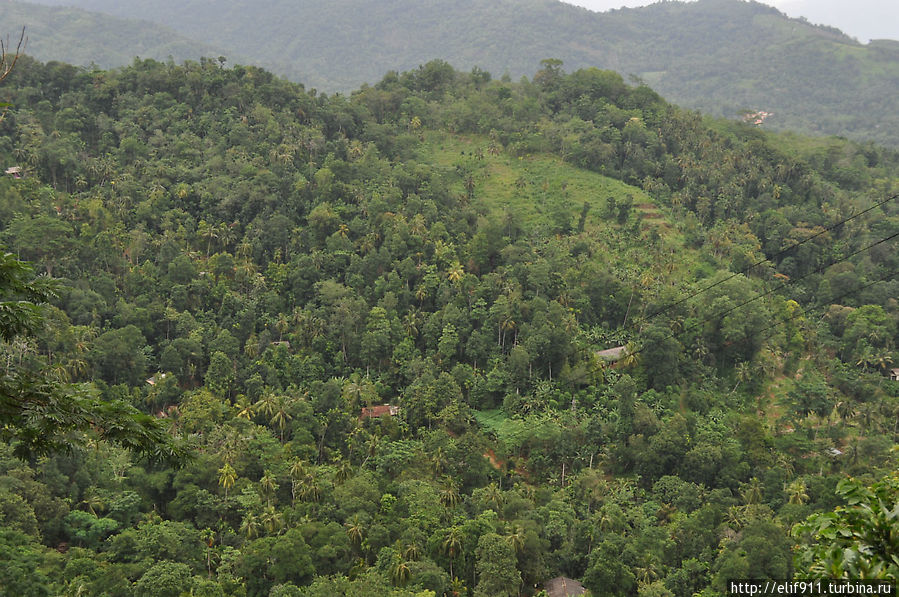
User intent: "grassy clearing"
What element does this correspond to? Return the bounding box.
[420,130,705,315]
[420,131,654,232]
[472,408,525,441]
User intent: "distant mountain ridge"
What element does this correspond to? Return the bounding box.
[0,2,224,70]
[15,0,899,145]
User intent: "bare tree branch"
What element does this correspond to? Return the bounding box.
[0,27,26,124]
[0,27,26,84]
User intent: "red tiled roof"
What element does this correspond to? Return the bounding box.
[360,405,399,418]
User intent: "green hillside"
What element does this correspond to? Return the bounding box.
[0,56,897,594]
[21,0,899,145]
[0,1,224,70]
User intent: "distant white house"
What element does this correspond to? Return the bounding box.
[890,368,899,381]
[5,166,22,179]
[146,373,168,386]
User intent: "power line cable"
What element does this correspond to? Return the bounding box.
[721,265,899,353]
[492,266,899,445]
[640,229,899,355]
[639,192,899,325]
[555,225,899,389]
[477,200,899,444]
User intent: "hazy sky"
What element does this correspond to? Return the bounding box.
[561,0,899,42]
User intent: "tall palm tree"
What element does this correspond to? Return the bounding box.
[270,396,293,442]
[447,261,465,284]
[200,528,216,576]
[786,479,809,505]
[80,492,105,517]
[274,313,289,342]
[345,514,365,549]
[390,556,411,587]
[441,526,463,579]
[483,482,503,514]
[732,361,752,393]
[254,392,278,419]
[430,447,448,478]
[439,481,461,510]
[218,463,237,499]
[289,458,306,503]
[873,351,893,373]
[240,512,259,539]
[635,553,660,586]
[504,524,525,556]
[298,472,321,503]
[259,471,278,506]
[725,505,747,530]
[402,541,421,562]
[741,477,763,505]
[260,505,283,534]
[334,459,353,485]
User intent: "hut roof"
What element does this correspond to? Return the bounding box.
[542,576,586,597]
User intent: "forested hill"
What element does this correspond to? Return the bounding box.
[0,57,897,594]
[0,1,224,69]
[20,0,899,146]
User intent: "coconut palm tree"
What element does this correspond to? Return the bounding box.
[483,482,503,514]
[218,463,237,499]
[201,528,217,576]
[260,505,283,534]
[254,392,278,419]
[80,491,105,517]
[447,261,465,284]
[430,446,448,478]
[334,459,353,485]
[298,472,321,503]
[439,481,461,510]
[741,477,764,505]
[234,396,255,420]
[259,471,278,506]
[345,514,364,549]
[403,541,421,562]
[240,513,259,539]
[390,556,411,587]
[504,524,525,556]
[269,396,293,442]
[725,505,747,530]
[786,479,809,505]
[441,526,463,579]
[732,361,752,393]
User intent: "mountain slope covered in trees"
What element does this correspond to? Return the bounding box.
[0,56,897,595]
[20,0,899,146]
[0,1,224,70]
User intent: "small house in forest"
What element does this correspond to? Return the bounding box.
[360,404,400,419]
[889,368,899,381]
[5,166,22,179]
[596,345,628,362]
[542,576,586,597]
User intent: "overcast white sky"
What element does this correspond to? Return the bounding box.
[561,0,899,42]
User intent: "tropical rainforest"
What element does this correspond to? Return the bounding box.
[0,53,897,596]
[20,0,899,146]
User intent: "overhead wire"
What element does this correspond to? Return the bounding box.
[490,266,899,446]
[476,195,899,444]
[626,228,899,359]
[637,192,898,325]
[519,224,899,413]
